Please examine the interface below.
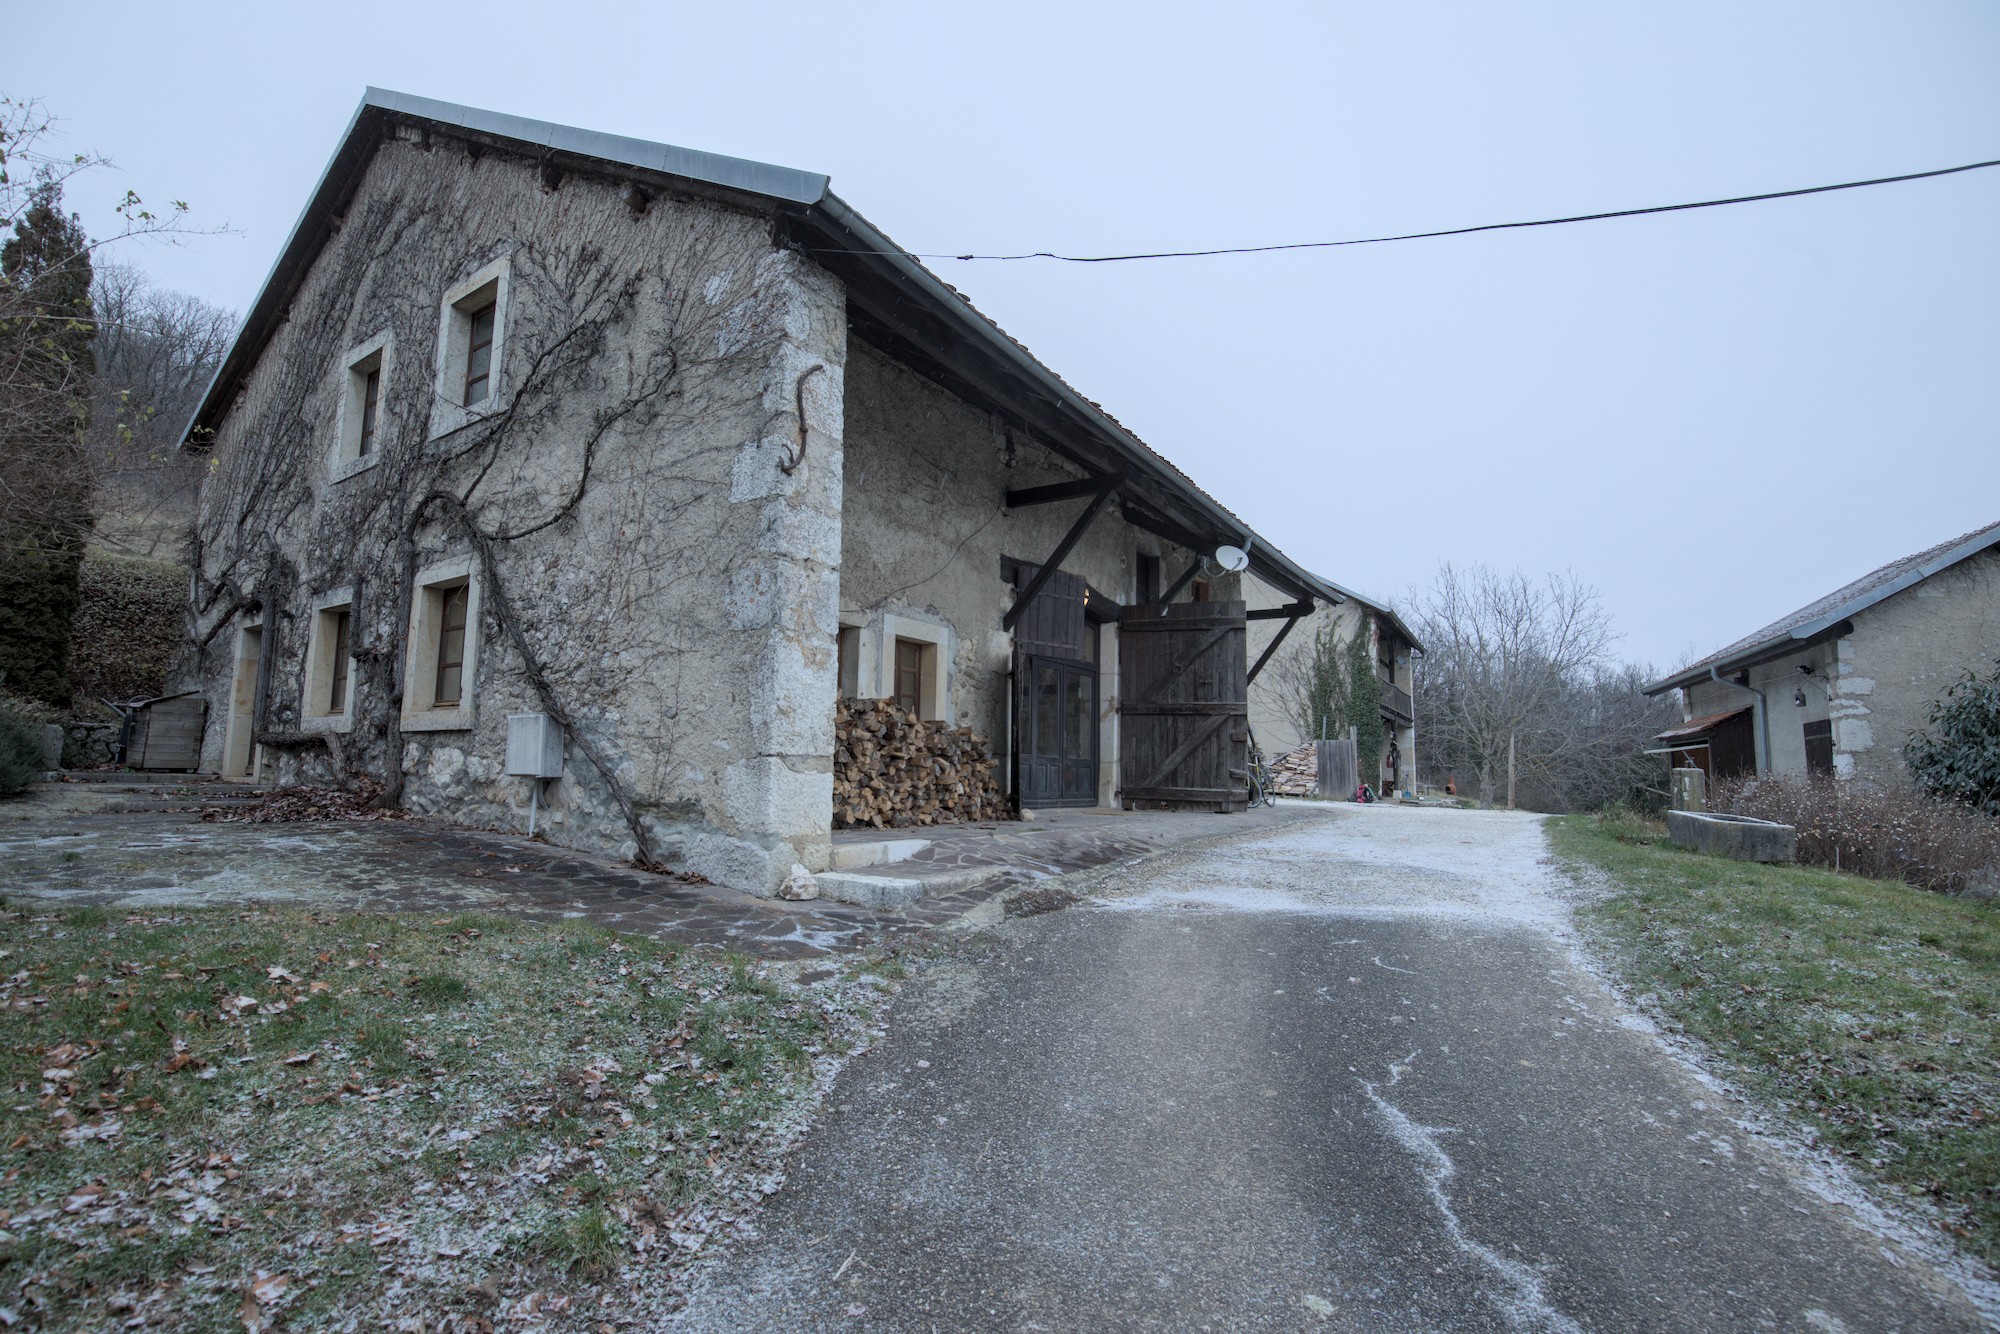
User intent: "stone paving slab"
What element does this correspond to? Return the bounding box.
[1,785,1337,960]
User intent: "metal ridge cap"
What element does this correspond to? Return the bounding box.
[810,190,1343,609]
[361,88,829,205]
[184,90,834,446]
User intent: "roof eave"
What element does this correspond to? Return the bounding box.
[810,191,1346,610]
[180,90,1347,616]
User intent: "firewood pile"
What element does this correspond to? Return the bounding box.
[1266,743,1321,797]
[834,699,1013,828]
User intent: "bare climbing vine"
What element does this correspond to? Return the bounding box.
[188,127,812,864]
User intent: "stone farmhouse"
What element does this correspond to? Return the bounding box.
[180,90,1360,896]
[1246,577,1421,793]
[1646,518,2000,786]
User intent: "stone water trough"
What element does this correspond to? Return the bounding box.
[1667,809,1797,863]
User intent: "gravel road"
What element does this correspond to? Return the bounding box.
[675,804,1993,1332]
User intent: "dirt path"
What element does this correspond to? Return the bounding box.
[674,804,1992,1332]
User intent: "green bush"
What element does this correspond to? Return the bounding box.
[1905,658,2000,816]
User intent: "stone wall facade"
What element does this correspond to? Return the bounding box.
[1678,546,2000,788]
[837,343,1223,808]
[188,120,1259,892]
[189,126,843,894]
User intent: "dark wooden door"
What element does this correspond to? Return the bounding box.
[1016,654,1099,807]
[1118,600,1248,811]
[1710,710,1758,780]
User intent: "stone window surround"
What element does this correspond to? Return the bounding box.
[876,612,953,725]
[428,255,513,441]
[301,585,358,733]
[401,554,482,733]
[329,330,394,482]
[836,609,955,724]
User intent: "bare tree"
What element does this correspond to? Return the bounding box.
[1407,563,1617,807]
[87,263,236,555]
[0,97,202,554]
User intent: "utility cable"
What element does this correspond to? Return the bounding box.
[811,154,2000,263]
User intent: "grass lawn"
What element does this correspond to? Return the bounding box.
[1551,813,2000,1269]
[0,901,887,1330]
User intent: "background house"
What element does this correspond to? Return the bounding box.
[180,91,1353,894]
[1645,519,2000,786]
[1246,576,1420,794]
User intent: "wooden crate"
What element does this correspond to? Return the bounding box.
[132,694,207,772]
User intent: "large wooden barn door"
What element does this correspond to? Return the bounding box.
[1118,600,1248,811]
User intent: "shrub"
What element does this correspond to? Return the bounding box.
[0,701,47,795]
[1716,774,2000,894]
[68,551,188,704]
[0,543,85,707]
[1904,658,2000,816]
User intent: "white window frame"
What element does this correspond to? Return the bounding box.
[429,256,513,440]
[876,613,953,724]
[330,331,394,481]
[401,554,483,732]
[302,586,358,732]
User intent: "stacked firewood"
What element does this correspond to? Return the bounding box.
[834,699,1013,828]
[1266,743,1321,797]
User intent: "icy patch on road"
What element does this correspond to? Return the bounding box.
[1359,1051,1584,1334]
[1090,806,1573,932]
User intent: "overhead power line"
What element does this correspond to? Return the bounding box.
[819,154,2000,264]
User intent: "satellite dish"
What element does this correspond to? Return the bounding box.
[1212,544,1250,574]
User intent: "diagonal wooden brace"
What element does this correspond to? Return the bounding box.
[1002,477,1120,631]
[1246,611,1307,685]
[1156,559,1204,610]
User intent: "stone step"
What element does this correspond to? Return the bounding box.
[828,837,931,871]
[812,863,1011,911]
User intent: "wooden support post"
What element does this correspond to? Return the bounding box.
[1002,478,1120,632]
[1507,730,1517,810]
[1246,612,1305,686]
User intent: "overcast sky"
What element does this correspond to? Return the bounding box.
[9,1,1997,670]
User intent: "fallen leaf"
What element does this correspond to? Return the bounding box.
[282,1052,316,1066]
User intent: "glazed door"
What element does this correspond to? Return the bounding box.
[1017,654,1100,807]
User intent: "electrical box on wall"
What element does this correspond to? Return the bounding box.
[505,713,564,779]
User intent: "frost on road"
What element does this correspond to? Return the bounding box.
[677,805,1992,1333]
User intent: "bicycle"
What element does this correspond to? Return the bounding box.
[1245,728,1277,808]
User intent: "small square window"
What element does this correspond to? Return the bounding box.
[328,609,352,711]
[331,333,393,478]
[434,582,469,707]
[402,558,481,731]
[303,593,358,732]
[894,638,927,714]
[879,616,950,723]
[462,302,496,407]
[357,366,383,456]
[432,257,510,438]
